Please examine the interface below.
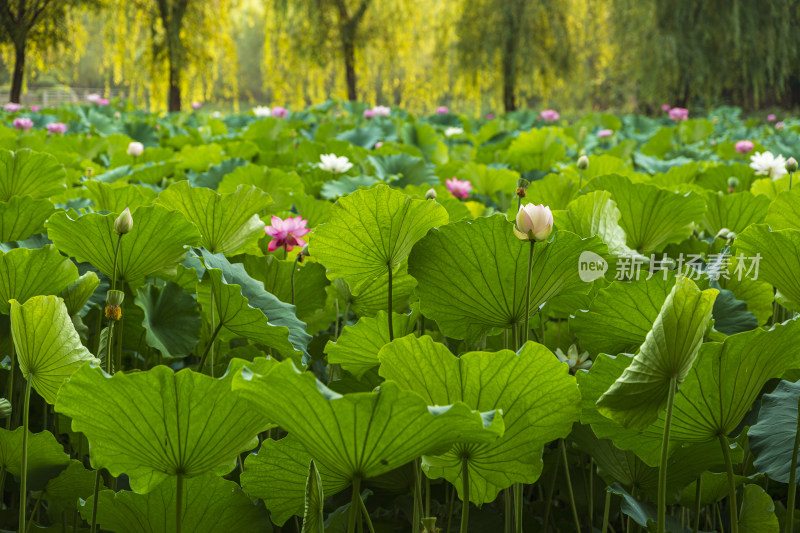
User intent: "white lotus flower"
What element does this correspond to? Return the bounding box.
[555,344,592,374]
[444,127,464,137]
[750,151,788,180]
[318,153,353,174]
[252,106,272,118]
[372,105,391,117]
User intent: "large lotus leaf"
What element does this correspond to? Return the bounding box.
[736,224,800,309]
[765,187,800,230]
[456,163,519,201]
[217,165,301,212]
[702,191,770,235]
[710,279,758,335]
[44,459,100,517]
[233,358,504,486]
[83,181,158,213]
[156,181,272,255]
[523,174,578,210]
[723,260,775,325]
[320,176,383,200]
[0,427,69,491]
[0,196,54,242]
[379,335,579,504]
[241,436,348,526]
[310,184,449,293]
[505,129,566,171]
[59,271,100,316]
[242,255,329,320]
[748,379,800,484]
[553,190,633,255]
[368,153,438,188]
[597,277,718,429]
[0,245,79,314]
[324,311,418,378]
[54,361,273,493]
[585,174,706,253]
[81,473,267,533]
[401,121,448,165]
[738,484,779,533]
[11,295,96,404]
[571,275,675,356]
[198,250,310,361]
[0,149,67,200]
[135,282,201,358]
[303,460,325,533]
[408,214,610,343]
[341,267,418,317]
[47,205,201,283]
[606,483,688,533]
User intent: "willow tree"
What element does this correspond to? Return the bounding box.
[454,0,572,112]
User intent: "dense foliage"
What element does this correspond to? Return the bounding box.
[0,100,799,533]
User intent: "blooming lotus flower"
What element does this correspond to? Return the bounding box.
[436,106,449,114]
[127,141,144,157]
[767,114,777,122]
[444,126,463,137]
[212,111,222,119]
[318,153,353,174]
[46,122,67,135]
[191,102,202,110]
[776,121,785,130]
[661,104,671,112]
[4,103,21,112]
[750,151,788,180]
[540,109,560,122]
[252,106,272,117]
[272,106,288,118]
[97,98,110,106]
[29,105,40,112]
[486,113,495,120]
[13,117,33,131]
[86,93,101,103]
[372,105,390,117]
[514,203,553,242]
[555,344,592,374]
[363,108,375,119]
[264,215,310,252]
[597,129,613,138]
[668,107,689,122]
[446,177,471,199]
[735,140,754,154]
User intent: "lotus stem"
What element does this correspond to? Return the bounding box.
[176,472,183,533]
[347,476,362,533]
[5,343,14,431]
[198,322,223,372]
[693,476,702,533]
[460,456,470,533]
[787,394,800,533]
[291,253,301,306]
[505,489,512,533]
[387,263,394,340]
[601,489,611,533]
[543,444,562,532]
[589,457,595,528]
[105,321,115,374]
[413,460,421,533]
[90,469,101,532]
[657,376,678,533]
[19,378,31,533]
[523,240,534,345]
[359,491,376,533]
[560,439,582,533]
[514,482,524,532]
[447,484,455,533]
[718,434,739,533]
[209,285,215,377]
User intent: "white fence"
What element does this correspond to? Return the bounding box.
[0,88,130,107]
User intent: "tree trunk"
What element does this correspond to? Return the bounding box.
[168,59,181,112]
[10,40,26,104]
[501,40,517,112]
[343,38,357,101]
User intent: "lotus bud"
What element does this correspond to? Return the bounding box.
[298,244,309,263]
[515,178,529,199]
[727,177,739,194]
[577,155,589,170]
[786,157,798,173]
[126,141,144,157]
[716,228,736,241]
[105,289,125,321]
[0,398,11,418]
[425,188,437,200]
[514,204,553,242]
[114,207,133,235]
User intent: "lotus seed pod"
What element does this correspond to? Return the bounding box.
[106,289,125,307]
[114,207,133,235]
[577,155,589,170]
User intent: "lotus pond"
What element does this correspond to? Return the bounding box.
[0,101,799,533]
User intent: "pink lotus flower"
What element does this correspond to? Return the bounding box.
[97,98,110,106]
[540,109,560,122]
[374,141,383,149]
[13,117,33,131]
[514,204,554,242]
[767,114,777,122]
[668,107,689,122]
[4,103,21,112]
[265,215,310,253]
[436,106,449,114]
[661,104,671,112]
[486,113,495,120]
[272,106,289,118]
[29,105,40,112]
[597,129,613,138]
[776,121,785,130]
[46,122,67,135]
[446,177,472,199]
[735,140,754,154]
[191,102,202,110]
[364,108,375,119]
[372,105,390,117]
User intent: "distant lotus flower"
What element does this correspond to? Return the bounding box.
[540,109,560,122]
[272,106,288,118]
[29,105,40,112]
[446,177,472,199]
[750,151,788,180]
[514,203,553,242]
[252,106,272,117]
[776,121,785,130]
[668,107,689,122]
[318,153,353,174]
[661,104,671,112]
[265,215,310,252]
[374,141,383,149]
[767,114,777,122]
[363,108,375,119]
[114,111,121,119]
[191,102,202,110]
[4,103,21,112]
[46,122,67,135]
[13,117,33,131]
[444,127,463,137]
[86,93,101,103]
[372,105,390,117]
[597,129,613,138]
[436,106,449,114]
[555,344,593,373]
[735,140,754,154]
[127,141,144,157]
[486,113,495,120]
[211,111,222,118]
[97,98,110,106]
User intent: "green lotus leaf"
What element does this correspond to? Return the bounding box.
[368,153,438,188]
[596,277,717,429]
[47,205,201,283]
[83,181,158,213]
[324,310,418,378]
[505,128,566,171]
[678,118,714,144]
[379,335,579,504]
[59,271,100,316]
[738,484,779,533]
[401,121,448,165]
[0,245,79,314]
[0,427,69,491]
[0,149,67,200]
[408,214,610,343]
[310,184,449,293]
[335,266,418,318]
[81,473,267,533]
[607,483,686,533]
[702,191,770,235]
[0,196,54,242]
[765,187,800,230]
[44,459,101,517]
[303,460,325,533]
[710,279,758,335]
[736,224,800,309]
[218,165,301,212]
[54,361,273,493]
[243,255,330,321]
[749,379,800,484]
[156,181,272,255]
[11,295,97,404]
[456,162,518,203]
[233,358,503,486]
[523,174,578,210]
[554,190,633,255]
[135,282,201,358]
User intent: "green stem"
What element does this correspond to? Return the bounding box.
[460,456,469,533]
[387,263,393,340]
[413,460,421,533]
[523,240,534,345]
[693,476,702,533]
[176,473,183,533]
[5,342,14,430]
[198,322,223,372]
[719,434,739,533]
[19,378,31,533]
[25,490,43,533]
[348,477,362,533]
[425,476,431,519]
[209,284,215,378]
[359,491,376,533]
[560,439,582,533]
[514,482,524,533]
[447,484,455,533]
[105,321,115,374]
[504,489,512,533]
[601,489,611,533]
[90,469,101,533]
[657,377,678,533]
[589,458,594,529]
[542,445,562,532]
[291,254,301,306]
[110,235,122,292]
[786,393,800,533]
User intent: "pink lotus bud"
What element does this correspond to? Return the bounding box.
[97,98,110,106]
[540,109,560,122]
[272,106,288,118]
[668,107,689,122]
[486,113,495,120]
[29,105,40,112]
[446,177,472,199]
[597,129,613,138]
[767,114,777,122]
[363,109,375,119]
[13,117,33,131]
[46,122,67,135]
[514,204,554,242]
[776,121,785,130]
[191,102,202,110]
[374,141,383,149]
[735,140,754,154]
[662,104,671,112]
[127,141,144,157]
[4,103,21,112]
[436,106,449,114]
